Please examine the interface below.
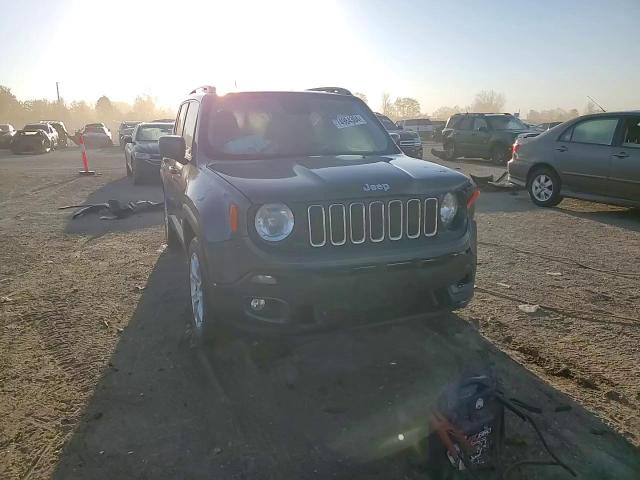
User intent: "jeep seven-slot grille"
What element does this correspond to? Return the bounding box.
[307,198,438,247]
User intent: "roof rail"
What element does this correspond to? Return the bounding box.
[307,87,353,96]
[189,85,216,95]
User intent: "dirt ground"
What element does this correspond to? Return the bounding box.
[0,144,639,479]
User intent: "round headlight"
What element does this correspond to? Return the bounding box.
[440,192,458,226]
[255,203,294,241]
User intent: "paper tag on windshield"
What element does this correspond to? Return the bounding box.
[332,114,367,129]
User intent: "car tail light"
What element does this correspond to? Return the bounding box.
[467,190,480,209]
[512,143,521,155]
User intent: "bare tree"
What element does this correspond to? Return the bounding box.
[526,108,580,124]
[432,105,462,120]
[470,90,506,113]
[381,92,395,118]
[393,97,421,120]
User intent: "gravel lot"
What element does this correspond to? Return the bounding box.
[0,144,638,479]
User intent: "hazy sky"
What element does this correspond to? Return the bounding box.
[1,0,638,114]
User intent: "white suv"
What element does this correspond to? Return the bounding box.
[397,118,434,138]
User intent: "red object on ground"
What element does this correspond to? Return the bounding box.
[78,134,95,175]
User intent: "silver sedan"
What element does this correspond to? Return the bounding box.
[508,111,640,207]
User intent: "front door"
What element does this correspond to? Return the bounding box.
[470,117,491,158]
[454,117,474,156]
[553,117,619,196]
[162,102,188,240]
[609,116,640,201]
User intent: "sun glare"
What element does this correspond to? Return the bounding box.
[45,0,387,109]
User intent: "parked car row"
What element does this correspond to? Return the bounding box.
[1,122,62,154]
[375,113,423,159]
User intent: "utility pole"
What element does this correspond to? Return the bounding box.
[56,82,61,103]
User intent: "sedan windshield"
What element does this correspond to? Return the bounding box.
[486,115,527,130]
[0,125,10,132]
[136,125,173,141]
[205,93,394,159]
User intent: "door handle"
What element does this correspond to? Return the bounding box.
[613,152,629,159]
[556,145,568,152]
[168,166,180,174]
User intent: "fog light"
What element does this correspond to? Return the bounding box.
[250,298,266,311]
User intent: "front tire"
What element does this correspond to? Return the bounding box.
[188,237,215,344]
[528,167,562,207]
[443,140,458,160]
[132,159,144,185]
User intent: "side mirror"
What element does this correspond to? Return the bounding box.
[123,136,133,144]
[389,133,401,145]
[159,135,187,164]
[396,124,404,130]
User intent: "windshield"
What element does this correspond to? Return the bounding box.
[25,124,46,131]
[205,93,394,159]
[0,125,9,132]
[136,125,173,141]
[376,115,399,131]
[486,115,527,130]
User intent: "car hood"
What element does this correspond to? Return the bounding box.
[207,154,470,204]
[134,142,160,154]
[388,129,420,140]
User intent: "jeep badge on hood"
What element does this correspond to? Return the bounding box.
[363,183,390,192]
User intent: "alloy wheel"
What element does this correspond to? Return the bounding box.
[531,174,554,202]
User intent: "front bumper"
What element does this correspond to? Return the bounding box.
[207,221,477,333]
[134,157,162,179]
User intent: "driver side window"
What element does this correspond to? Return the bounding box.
[175,103,188,137]
[473,118,488,131]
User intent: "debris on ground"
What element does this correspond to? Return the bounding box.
[518,304,540,314]
[470,172,520,191]
[577,377,599,390]
[59,200,162,220]
[604,390,629,405]
[497,282,512,289]
[552,366,573,379]
[546,271,563,276]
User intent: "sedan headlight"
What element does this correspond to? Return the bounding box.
[255,203,294,241]
[134,152,151,160]
[440,192,458,227]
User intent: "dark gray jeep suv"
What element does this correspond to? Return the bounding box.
[159,86,479,340]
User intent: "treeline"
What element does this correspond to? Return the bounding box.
[372,89,595,124]
[0,86,175,133]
